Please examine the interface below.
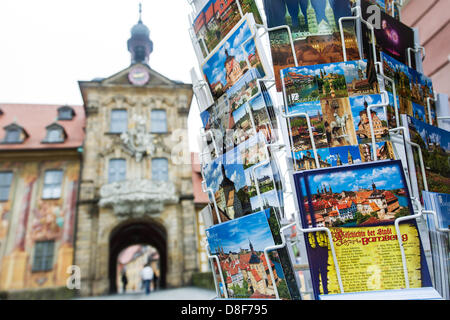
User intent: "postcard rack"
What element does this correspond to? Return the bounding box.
[187,0,448,300]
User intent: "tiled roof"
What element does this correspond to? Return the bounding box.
[0,103,85,151]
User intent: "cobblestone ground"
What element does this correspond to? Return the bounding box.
[76,287,217,300]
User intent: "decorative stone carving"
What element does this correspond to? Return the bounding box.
[86,95,99,114]
[120,114,155,162]
[99,179,179,217]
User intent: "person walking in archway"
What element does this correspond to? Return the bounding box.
[140,262,154,295]
[121,268,128,293]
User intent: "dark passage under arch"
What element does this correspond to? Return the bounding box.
[108,218,167,293]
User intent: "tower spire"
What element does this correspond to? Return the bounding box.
[138,2,142,22]
[127,2,153,65]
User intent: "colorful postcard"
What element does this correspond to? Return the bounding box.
[361,0,416,69]
[202,15,268,101]
[288,100,329,152]
[406,115,450,195]
[200,84,278,156]
[281,60,379,107]
[193,0,263,58]
[264,0,360,91]
[228,68,262,112]
[293,161,432,298]
[381,52,438,126]
[321,97,358,147]
[206,209,301,299]
[350,94,390,144]
[301,160,413,228]
[203,132,284,223]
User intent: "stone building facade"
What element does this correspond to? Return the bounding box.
[74,16,197,296]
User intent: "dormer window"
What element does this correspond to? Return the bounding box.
[57,106,75,120]
[43,123,66,143]
[2,123,27,144]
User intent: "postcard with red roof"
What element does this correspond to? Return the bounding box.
[192,0,262,59]
[293,160,432,298]
[206,209,301,299]
[201,14,272,102]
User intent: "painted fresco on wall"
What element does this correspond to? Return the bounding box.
[0,161,80,290]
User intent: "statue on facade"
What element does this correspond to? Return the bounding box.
[120,114,155,162]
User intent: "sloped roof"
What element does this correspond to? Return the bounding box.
[0,103,85,151]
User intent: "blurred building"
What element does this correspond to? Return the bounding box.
[74,13,197,296]
[403,0,450,104]
[0,103,84,292]
[0,10,198,297]
[191,152,210,273]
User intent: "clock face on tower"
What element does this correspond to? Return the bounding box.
[128,66,150,86]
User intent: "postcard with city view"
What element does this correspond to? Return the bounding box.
[382,52,438,126]
[405,115,450,196]
[192,0,262,58]
[296,160,413,228]
[263,0,360,91]
[206,209,301,299]
[294,162,433,297]
[200,79,278,156]
[202,15,268,101]
[202,132,284,224]
[361,0,416,69]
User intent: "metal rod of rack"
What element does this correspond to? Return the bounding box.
[389,127,429,192]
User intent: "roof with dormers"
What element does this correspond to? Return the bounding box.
[0,103,85,151]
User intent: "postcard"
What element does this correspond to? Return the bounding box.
[202,15,270,101]
[299,160,413,228]
[293,160,432,298]
[203,132,284,223]
[350,94,390,145]
[206,209,301,299]
[423,191,450,230]
[193,0,263,58]
[361,0,416,69]
[281,59,379,107]
[381,52,438,126]
[263,0,360,91]
[355,0,400,19]
[200,82,278,157]
[405,115,450,196]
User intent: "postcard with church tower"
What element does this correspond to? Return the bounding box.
[263,0,360,91]
[206,209,301,299]
[201,14,271,101]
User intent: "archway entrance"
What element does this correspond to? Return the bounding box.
[108,219,167,293]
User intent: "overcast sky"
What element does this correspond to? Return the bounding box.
[0,0,202,150]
